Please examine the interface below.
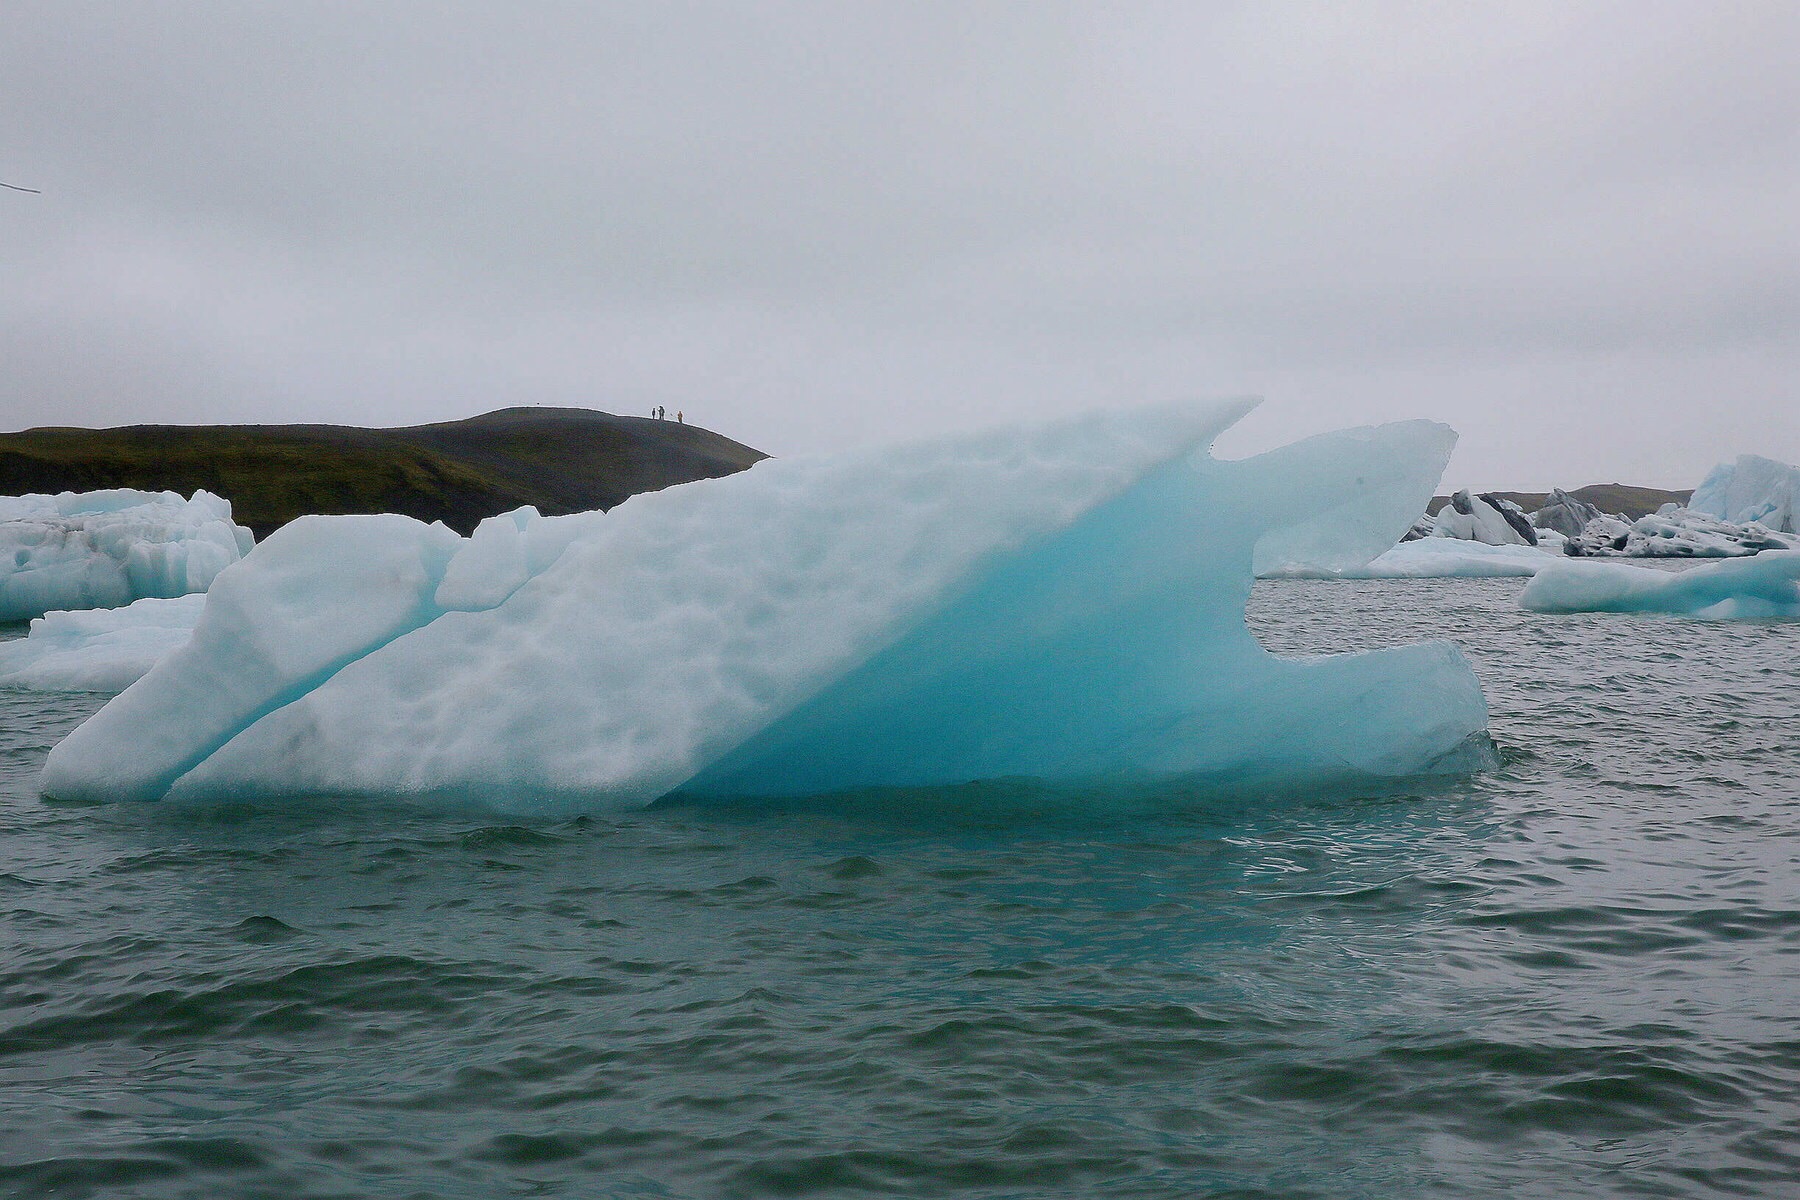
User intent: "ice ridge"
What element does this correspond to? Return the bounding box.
[0,595,205,692]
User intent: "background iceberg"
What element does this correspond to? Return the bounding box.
[1562,507,1792,558]
[1430,490,1537,546]
[42,402,1495,810]
[0,489,254,622]
[0,595,204,691]
[1521,551,1800,620]
[1557,454,1800,558]
[1531,488,1604,538]
[1689,455,1798,534]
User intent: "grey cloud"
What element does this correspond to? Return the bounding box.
[2,1,1794,488]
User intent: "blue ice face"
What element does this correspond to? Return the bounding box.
[685,453,1492,803]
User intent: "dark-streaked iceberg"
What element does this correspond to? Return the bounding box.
[42,402,1496,811]
[1531,488,1603,538]
[1562,507,1792,558]
[1430,490,1538,546]
[1559,455,1799,559]
[1521,551,1800,620]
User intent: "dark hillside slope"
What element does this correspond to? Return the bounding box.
[0,408,767,538]
[401,408,767,519]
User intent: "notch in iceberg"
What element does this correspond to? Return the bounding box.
[42,401,1497,811]
[1,489,254,623]
[1521,551,1800,620]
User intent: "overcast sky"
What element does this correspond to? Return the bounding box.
[3,2,1794,489]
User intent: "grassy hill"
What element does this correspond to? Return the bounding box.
[0,408,768,538]
[1427,483,1692,520]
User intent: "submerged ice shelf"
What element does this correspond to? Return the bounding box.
[42,402,1497,810]
[0,594,205,692]
[1264,538,1556,580]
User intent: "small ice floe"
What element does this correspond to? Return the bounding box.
[1521,550,1800,620]
[1268,538,1557,579]
[0,594,206,691]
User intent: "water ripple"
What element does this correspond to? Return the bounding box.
[1,580,1796,1197]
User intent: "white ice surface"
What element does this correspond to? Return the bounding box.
[1690,455,1799,534]
[1564,507,1794,558]
[1521,551,1800,620]
[43,402,1495,810]
[40,514,463,804]
[0,595,205,691]
[0,489,254,622]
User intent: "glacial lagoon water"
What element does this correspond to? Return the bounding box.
[1,576,1795,1198]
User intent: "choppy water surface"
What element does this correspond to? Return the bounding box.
[2,579,1796,1199]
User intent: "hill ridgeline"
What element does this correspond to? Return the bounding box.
[0,408,769,538]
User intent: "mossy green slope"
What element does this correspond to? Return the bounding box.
[0,408,767,538]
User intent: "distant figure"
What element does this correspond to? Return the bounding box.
[677,411,684,424]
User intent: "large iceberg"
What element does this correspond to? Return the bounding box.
[0,490,254,623]
[0,595,204,691]
[1689,455,1798,533]
[41,402,1496,811]
[1521,551,1800,620]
